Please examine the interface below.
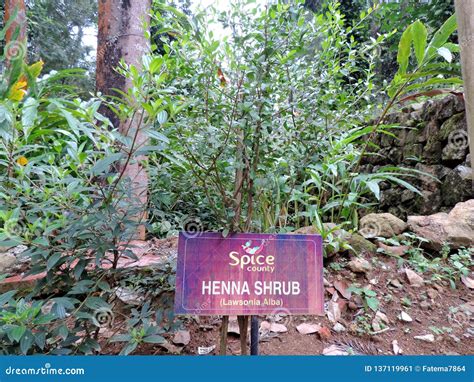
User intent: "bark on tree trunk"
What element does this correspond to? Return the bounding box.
[96,0,151,240]
[455,0,474,185]
[4,0,27,65]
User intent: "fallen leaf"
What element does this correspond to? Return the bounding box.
[327,299,341,323]
[461,275,474,289]
[269,323,287,333]
[334,279,351,299]
[172,330,190,346]
[322,344,348,356]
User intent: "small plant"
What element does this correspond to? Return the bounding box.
[401,297,412,307]
[110,302,168,355]
[347,285,380,312]
[353,313,373,336]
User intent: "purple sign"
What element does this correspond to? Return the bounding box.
[174,232,324,315]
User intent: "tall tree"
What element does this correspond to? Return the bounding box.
[3,0,27,65]
[96,0,151,240]
[455,0,474,182]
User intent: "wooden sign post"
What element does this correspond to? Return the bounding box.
[174,232,324,355]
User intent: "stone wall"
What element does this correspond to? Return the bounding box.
[362,94,473,219]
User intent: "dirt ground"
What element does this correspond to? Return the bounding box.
[103,249,473,356]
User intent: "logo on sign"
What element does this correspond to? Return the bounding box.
[228,240,275,272]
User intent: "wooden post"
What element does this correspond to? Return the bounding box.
[455,0,474,185]
[219,315,229,355]
[250,315,259,355]
[237,315,249,355]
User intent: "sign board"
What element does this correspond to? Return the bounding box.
[174,232,324,315]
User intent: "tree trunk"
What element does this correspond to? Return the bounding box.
[96,0,151,240]
[4,0,27,65]
[455,0,474,185]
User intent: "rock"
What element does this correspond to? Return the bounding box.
[372,311,389,332]
[405,269,424,287]
[377,242,410,257]
[407,199,474,250]
[348,257,373,274]
[419,300,431,310]
[392,339,402,355]
[398,311,413,322]
[359,213,407,238]
[296,323,321,335]
[333,280,351,299]
[172,330,191,346]
[0,253,16,273]
[441,167,474,206]
[449,334,461,343]
[389,279,403,289]
[293,223,349,239]
[461,276,474,289]
[318,326,332,340]
[322,344,348,356]
[414,334,435,343]
[346,233,377,255]
[327,298,341,323]
[333,323,346,333]
[427,288,438,299]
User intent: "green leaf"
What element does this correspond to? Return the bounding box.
[47,253,62,271]
[20,330,34,354]
[156,110,168,125]
[411,20,427,66]
[365,180,380,200]
[10,325,26,342]
[21,97,39,140]
[426,14,457,60]
[0,290,16,306]
[120,341,138,355]
[84,296,110,310]
[397,24,413,74]
[366,297,379,312]
[91,153,124,175]
[143,334,166,344]
[111,334,132,342]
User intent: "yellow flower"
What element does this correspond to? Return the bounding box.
[29,60,44,78]
[16,156,28,166]
[8,80,28,102]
